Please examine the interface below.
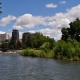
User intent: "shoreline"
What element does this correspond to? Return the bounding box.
[0,50,20,54]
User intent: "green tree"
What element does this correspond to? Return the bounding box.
[22,32,55,49]
[54,38,80,60]
[61,18,80,41]
[61,28,69,41]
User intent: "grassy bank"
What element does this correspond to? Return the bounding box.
[20,48,80,61]
[20,48,54,58]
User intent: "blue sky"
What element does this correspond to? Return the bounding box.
[0,0,80,40]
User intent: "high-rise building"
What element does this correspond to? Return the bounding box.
[12,29,19,42]
[22,32,31,44]
[22,32,36,44]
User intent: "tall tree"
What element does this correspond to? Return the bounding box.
[61,18,80,41]
[61,28,69,41]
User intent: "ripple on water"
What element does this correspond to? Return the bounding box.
[0,54,80,80]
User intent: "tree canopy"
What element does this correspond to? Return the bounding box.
[22,32,55,48]
[61,18,80,41]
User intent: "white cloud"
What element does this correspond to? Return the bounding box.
[17,28,61,40]
[42,28,61,40]
[19,32,23,39]
[60,1,66,4]
[14,5,80,30]
[37,28,57,36]
[0,31,6,34]
[13,14,48,29]
[0,15,16,26]
[0,4,79,40]
[29,28,62,40]
[29,30,35,34]
[65,5,80,21]
[13,4,80,40]
[48,4,80,29]
[48,13,70,29]
[46,3,57,8]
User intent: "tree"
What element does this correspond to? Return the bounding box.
[0,2,2,15]
[61,28,68,41]
[22,32,55,49]
[61,18,80,41]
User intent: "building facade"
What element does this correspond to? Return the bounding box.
[0,33,10,42]
[12,29,19,41]
[22,32,31,44]
[22,32,36,44]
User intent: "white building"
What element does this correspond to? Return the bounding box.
[0,33,10,42]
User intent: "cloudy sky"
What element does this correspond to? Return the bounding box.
[0,0,80,40]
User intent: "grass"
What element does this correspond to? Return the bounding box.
[20,48,55,58]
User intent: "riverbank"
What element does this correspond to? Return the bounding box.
[20,48,54,59]
[20,48,54,58]
[20,48,80,61]
[0,50,20,54]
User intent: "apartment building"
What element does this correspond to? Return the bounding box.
[0,33,10,42]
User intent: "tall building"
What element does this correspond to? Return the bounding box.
[22,32,36,44]
[12,29,19,41]
[22,32,31,44]
[0,33,10,42]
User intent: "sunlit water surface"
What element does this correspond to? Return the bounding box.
[0,53,80,80]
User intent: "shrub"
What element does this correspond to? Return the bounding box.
[40,42,50,52]
[20,48,54,58]
[20,48,45,57]
[54,39,80,60]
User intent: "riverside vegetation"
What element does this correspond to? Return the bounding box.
[0,18,80,61]
[20,18,80,61]
[20,38,80,61]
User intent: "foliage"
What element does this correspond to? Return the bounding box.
[20,48,55,58]
[0,31,55,52]
[61,28,68,41]
[61,18,80,41]
[20,48,45,57]
[40,42,51,52]
[22,32,55,49]
[0,42,6,48]
[9,45,15,50]
[8,40,22,50]
[22,45,27,49]
[54,39,80,60]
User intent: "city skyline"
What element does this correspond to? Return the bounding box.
[0,0,80,40]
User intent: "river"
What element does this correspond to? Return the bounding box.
[0,53,80,80]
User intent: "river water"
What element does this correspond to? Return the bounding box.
[0,53,80,80]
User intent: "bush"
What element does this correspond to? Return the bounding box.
[54,39,80,60]
[47,49,55,58]
[20,48,45,57]
[54,40,66,58]
[40,42,50,52]
[20,38,80,61]
[20,48,54,58]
